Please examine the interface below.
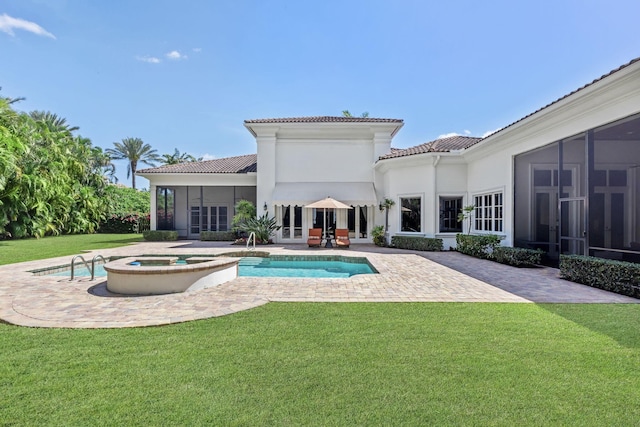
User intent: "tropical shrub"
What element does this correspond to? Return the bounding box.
[232,200,256,233]
[0,99,110,238]
[98,185,150,233]
[560,254,640,299]
[200,231,236,241]
[372,225,386,247]
[455,234,500,259]
[142,230,178,241]
[391,236,443,251]
[235,214,281,244]
[492,246,543,267]
[103,185,150,216]
[99,213,150,234]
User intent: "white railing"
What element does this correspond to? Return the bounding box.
[246,232,256,251]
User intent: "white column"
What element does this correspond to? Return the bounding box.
[150,185,157,230]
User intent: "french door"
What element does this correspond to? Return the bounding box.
[190,205,228,238]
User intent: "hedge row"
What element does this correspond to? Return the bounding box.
[200,231,236,241]
[391,236,443,251]
[456,234,542,267]
[560,254,640,299]
[492,246,543,267]
[455,234,500,259]
[142,230,178,241]
[98,214,150,234]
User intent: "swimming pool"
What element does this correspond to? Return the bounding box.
[46,255,376,279]
[238,257,375,278]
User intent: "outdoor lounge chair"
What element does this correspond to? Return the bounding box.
[335,229,350,248]
[307,228,323,247]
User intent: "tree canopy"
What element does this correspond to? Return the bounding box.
[0,97,111,238]
[106,137,160,189]
[161,148,201,165]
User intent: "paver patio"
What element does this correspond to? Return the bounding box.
[0,241,636,328]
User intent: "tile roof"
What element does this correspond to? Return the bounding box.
[244,116,403,124]
[137,154,257,174]
[379,135,481,160]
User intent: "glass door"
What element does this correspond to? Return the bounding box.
[559,199,586,255]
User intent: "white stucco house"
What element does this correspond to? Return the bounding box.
[138,57,640,263]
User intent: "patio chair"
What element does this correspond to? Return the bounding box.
[335,228,350,248]
[307,228,323,247]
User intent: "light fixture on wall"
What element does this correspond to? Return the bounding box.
[263,202,268,211]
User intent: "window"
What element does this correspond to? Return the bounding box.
[400,197,421,232]
[439,197,463,232]
[474,192,503,232]
[156,187,174,230]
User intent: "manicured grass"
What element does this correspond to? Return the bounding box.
[0,234,144,265]
[2,303,639,425]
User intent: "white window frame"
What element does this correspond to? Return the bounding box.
[473,191,503,233]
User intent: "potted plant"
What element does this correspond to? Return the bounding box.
[372,225,386,247]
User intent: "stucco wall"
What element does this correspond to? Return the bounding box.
[275,138,374,183]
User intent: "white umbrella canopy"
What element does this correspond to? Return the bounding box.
[304,197,353,242]
[304,197,352,210]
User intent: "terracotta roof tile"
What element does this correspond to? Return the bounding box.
[379,135,481,160]
[244,116,403,124]
[137,154,257,174]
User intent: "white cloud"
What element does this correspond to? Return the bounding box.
[481,128,501,138]
[192,47,202,53]
[437,132,461,139]
[463,129,471,135]
[136,55,161,64]
[200,153,217,161]
[166,50,187,60]
[0,13,56,39]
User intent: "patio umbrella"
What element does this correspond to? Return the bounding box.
[304,197,353,240]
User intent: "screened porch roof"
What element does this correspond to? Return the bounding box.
[271,182,377,206]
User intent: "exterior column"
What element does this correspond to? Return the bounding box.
[150,185,157,230]
[430,156,440,236]
[256,130,277,218]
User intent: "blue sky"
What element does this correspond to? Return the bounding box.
[2,0,639,188]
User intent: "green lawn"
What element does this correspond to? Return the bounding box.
[2,303,639,425]
[0,234,143,265]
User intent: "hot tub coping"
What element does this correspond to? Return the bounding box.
[104,256,239,276]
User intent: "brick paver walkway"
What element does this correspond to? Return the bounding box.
[0,242,636,328]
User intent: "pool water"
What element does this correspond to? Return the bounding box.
[48,257,374,279]
[238,257,374,278]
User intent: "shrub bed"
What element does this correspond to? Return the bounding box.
[142,230,178,241]
[99,214,149,234]
[455,234,500,259]
[200,231,236,241]
[391,236,443,251]
[492,246,543,267]
[560,254,640,299]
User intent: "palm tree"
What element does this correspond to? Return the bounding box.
[29,111,80,134]
[342,110,369,118]
[161,148,200,165]
[106,137,160,188]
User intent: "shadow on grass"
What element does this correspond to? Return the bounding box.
[541,303,640,349]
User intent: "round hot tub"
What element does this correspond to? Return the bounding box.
[104,256,238,295]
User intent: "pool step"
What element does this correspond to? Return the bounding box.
[238,257,267,266]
